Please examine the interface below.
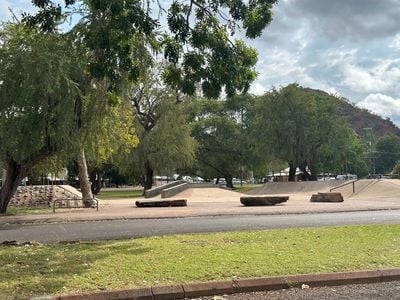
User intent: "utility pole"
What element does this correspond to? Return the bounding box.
[363,128,374,178]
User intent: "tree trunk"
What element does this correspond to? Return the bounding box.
[77,148,94,207]
[308,163,318,181]
[225,174,233,188]
[90,170,102,195]
[0,159,26,213]
[299,163,313,181]
[288,163,296,182]
[144,161,154,190]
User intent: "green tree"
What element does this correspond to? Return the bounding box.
[318,126,369,177]
[391,161,400,177]
[374,135,400,174]
[190,96,254,188]
[120,68,197,190]
[0,0,277,212]
[0,25,83,213]
[24,0,277,97]
[68,97,138,194]
[253,84,357,181]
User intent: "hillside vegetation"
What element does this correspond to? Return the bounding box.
[305,88,400,139]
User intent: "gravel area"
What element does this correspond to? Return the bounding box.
[191,281,400,299]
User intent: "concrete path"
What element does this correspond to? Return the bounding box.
[2,179,400,225]
[1,210,400,243]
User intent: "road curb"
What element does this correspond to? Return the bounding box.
[34,268,400,300]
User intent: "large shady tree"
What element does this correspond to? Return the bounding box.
[253,84,357,181]
[0,0,277,212]
[122,65,197,190]
[23,0,278,96]
[0,25,85,213]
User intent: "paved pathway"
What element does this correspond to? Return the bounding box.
[2,187,400,225]
[1,210,400,243]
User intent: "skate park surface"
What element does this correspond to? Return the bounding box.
[2,179,400,224]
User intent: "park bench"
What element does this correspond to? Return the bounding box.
[240,196,289,206]
[136,199,187,207]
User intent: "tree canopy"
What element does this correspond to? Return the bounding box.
[118,66,197,190]
[374,135,400,175]
[0,24,84,212]
[252,84,363,181]
[23,0,278,97]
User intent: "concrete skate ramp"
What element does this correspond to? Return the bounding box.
[174,187,243,202]
[349,179,400,199]
[330,179,375,198]
[247,181,346,195]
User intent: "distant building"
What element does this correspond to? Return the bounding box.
[266,167,303,182]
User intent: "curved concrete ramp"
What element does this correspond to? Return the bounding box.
[174,187,243,202]
[247,181,346,195]
[349,179,400,199]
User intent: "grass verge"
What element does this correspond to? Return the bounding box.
[96,189,143,199]
[233,184,262,193]
[0,224,399,299]
[5,207,52,216]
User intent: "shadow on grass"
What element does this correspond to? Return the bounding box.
[0,241,151,298]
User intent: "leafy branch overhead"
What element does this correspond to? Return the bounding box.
[23,0,278,97]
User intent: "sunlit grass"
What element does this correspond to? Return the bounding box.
[96,189,143,199]
[5,207,52,216]
[0,224,399,299]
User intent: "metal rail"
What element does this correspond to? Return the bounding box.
[52,198,98,213]
[330,180,359,193]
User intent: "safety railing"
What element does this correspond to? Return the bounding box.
[52,198,98,213]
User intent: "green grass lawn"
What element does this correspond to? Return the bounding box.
[233,184,262,193]
[5,207,53,216]
[96,189,143,199]
[1,224,399,299]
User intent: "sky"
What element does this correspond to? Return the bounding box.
[1,0,400,124]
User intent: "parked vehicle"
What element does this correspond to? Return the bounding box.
[336,174,357,180]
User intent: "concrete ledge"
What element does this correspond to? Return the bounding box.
[144,181,186,198]
[310,192,344,203]
[161,183,189,198]
[49,268,400,299]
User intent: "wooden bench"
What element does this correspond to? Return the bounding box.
[136,199,187,207]
[240,196,289,206]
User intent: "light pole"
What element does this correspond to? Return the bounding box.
[363,128,374,177]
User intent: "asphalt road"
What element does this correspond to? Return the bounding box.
[1,210,400,243]
[195,281,400,300]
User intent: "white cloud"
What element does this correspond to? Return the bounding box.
[325,48,358,68]
[342,64,389,93]
[357,93,400,118]
[0,0,11,21]
[389,34,400,50]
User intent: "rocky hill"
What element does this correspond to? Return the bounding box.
[305,88,400,139]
